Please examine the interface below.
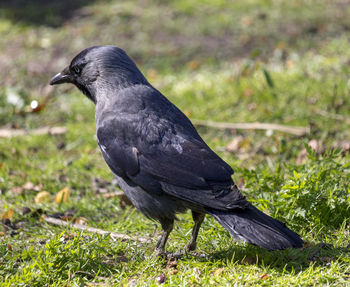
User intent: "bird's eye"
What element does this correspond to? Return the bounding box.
[72,66,81,74]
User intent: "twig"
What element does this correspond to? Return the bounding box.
[102,191,125,199]
[0,126,67,138]
[192,120,309,136]
[314,109,350,124]
[42,216,151,243]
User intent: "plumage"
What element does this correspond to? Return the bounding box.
[50,45,303,255]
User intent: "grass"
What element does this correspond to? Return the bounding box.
[1,0,350,285]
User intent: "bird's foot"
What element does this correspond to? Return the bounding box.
[165,250,184,260]
[154,247,166,258]
[185,241,197,252]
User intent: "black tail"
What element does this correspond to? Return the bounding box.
[208,204,303,250]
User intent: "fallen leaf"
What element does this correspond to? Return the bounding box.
[55,187,70,203]
[74,217,88,225]
[22,182,34,190]
[7,244,13,252]
[11,186,24,195]
[187,60,199,70]
[1,209,14,220]
[35,191,51,203]
[226,136,251,153]
[11,182,42,195]
[226,136,244,152]
[166,258,178,269]
[214,268,224,277]
[0,231,5,236]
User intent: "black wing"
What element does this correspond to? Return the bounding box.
[97,86,246,210]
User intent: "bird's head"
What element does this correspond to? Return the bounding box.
[50,46,148,103]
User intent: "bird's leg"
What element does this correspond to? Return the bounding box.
[154,220,173,257]
[185,211,205,252]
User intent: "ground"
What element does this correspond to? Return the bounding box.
[0,0,350,286]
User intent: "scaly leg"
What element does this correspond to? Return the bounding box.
[185,211,205,252]
[154,219,174,257]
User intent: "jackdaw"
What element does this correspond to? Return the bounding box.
[50,46,303,256]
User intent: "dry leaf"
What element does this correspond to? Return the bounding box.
[55,187,70,203]
[23,182,35,190]
[35,191,51,203]
[7,244,13,252]
[166,258,178,269]
[214,268,224,277]
[11,182,42,195]
[0,231,5,236]
[1,209,14,220]
[226,136,244,152]
[187,60,199,70]
[74,217,88,225]
[11,186,24,195]
[226,136,251,153]
[23,182,41,191]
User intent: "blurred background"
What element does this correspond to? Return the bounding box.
[0,0,349,285]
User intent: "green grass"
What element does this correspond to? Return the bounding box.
[1,0,350,285]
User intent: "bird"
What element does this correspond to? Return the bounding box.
[50,45,303,256]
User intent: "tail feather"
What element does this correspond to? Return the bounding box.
[208,204,303,250]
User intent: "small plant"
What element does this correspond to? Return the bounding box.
[242,146,350,230]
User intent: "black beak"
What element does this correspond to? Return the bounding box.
[49,66,73,85]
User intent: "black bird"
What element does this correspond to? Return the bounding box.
[50,46,303,255]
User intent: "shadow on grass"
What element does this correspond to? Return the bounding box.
[0,0,96,27]
[204,242,350,273]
